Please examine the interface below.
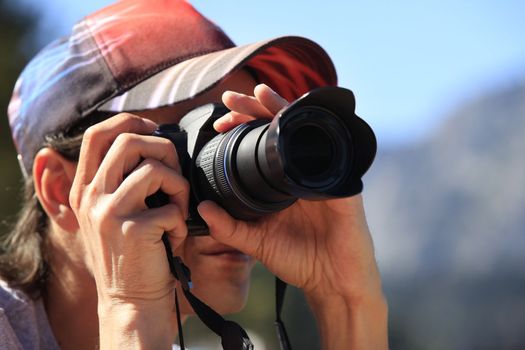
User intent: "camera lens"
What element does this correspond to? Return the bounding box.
[194,120,295,220]
[278,107,352,191]
[151,87,375,233]
[285,124,333,177]
[193,106,354,220]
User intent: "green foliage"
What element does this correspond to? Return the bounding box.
[0,1,37,236]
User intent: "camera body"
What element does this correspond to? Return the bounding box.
[146,87,376,236]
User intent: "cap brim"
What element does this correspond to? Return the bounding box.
[97,36,337,112]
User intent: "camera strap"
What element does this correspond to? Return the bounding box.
[162,234,254,350]
[275,277,292,350]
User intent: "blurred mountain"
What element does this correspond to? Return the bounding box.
[364,79,525,349]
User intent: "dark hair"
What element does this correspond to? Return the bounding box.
[0,112,111,297]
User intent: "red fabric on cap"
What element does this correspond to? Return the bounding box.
[87,0,235,90]
[248,46,334,102]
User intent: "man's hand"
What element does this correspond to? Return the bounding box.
[69,114,190,348]
[202,84,379,298]
[199,84,388,349]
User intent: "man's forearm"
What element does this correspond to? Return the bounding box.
[306,291,388,350]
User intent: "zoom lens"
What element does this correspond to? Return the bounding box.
[193,105,354,220]
[151,87,376,232]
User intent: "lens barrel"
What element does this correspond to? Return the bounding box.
[149,87,376,233]
[192,87,376,220]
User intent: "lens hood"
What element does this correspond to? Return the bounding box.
[262,86,377,198]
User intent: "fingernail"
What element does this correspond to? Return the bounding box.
[213,113,232,131]
[256,83,275,93]
[197,201,210,222]
[222,90,240,99]
[254,84,280,101]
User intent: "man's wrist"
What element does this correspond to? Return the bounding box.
[305,289,388,350]
[98,298,175,349]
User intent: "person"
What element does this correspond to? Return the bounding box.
[1,0,388,349]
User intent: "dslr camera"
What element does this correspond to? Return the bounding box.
[146,86,376,235]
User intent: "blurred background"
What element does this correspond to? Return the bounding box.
[1,0,524,349]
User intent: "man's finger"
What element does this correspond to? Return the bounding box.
[94,134,180,194]
[133,204,188,244]
[197,200,262,259]
[113,158,189,216]
[213,111,256,133]
[254,84,289,115]
[74,113,158,186]
[222,90,274,118]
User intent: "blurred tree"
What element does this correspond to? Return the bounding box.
[0,0,38,237]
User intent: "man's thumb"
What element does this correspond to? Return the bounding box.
[197,200,260,257]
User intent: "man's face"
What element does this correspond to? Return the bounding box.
[136,69,258,315]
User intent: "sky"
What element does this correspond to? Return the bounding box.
[18,0,525,148]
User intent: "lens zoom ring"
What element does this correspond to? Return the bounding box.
[213,134,234,200]
[197,135,224,199]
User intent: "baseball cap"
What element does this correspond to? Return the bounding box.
[8,0,337,175]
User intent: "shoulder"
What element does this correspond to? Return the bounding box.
[0,280,59,350]
[0,280,29,349]
[0,279,31,311]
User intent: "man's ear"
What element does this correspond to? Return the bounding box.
[33,147,79,232]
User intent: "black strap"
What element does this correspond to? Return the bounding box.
[162,234,253,350]
[275,277,292,350]
[174,288,185,349]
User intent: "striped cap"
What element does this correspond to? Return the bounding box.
[8,0,337,175]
